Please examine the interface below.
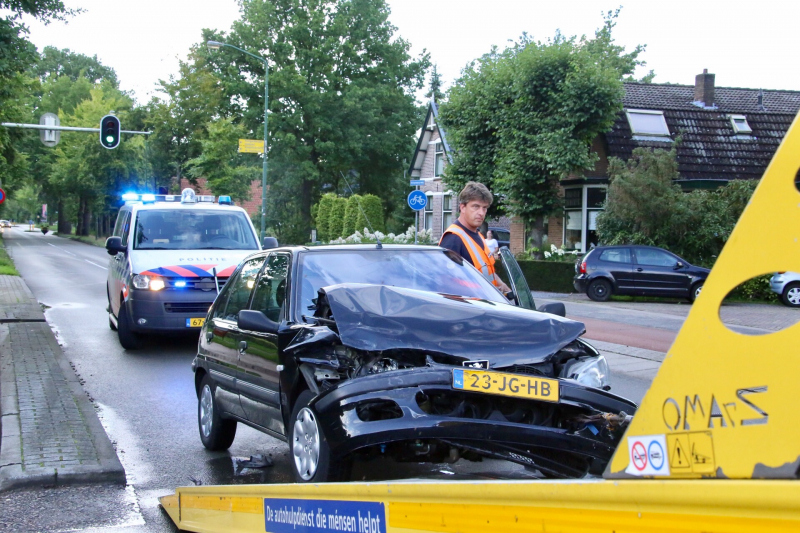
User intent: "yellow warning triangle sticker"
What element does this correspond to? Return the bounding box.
[606,111,800,479]
[670,438,689,470]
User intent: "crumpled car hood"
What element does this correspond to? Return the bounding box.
[320,283,586,368]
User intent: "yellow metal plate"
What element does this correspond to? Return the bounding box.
[606,110,800,479]
[452,368,559,402]
[186,318,205,328]
[238,138,265,154]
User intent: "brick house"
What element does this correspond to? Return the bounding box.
[179,177,264,216]
[550,70,800,253]
[411,72,800,254]
[407,100,514,244]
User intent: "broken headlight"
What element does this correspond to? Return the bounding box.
[560,355,609,389]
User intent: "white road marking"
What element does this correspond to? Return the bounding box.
[84,259,108,270]
[46,242,77,256]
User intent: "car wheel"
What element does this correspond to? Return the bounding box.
[198,374,237,451]
[689,282,704,303]
[782,282,800,308]
[290,390,349,483]
[587,279,612,302]
[116,300,143,350]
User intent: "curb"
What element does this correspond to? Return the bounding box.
[0,280,125,492]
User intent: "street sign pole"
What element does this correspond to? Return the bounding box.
[409,180,425,245]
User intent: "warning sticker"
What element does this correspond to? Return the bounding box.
[625,434,670,476]
[666,431,715,475]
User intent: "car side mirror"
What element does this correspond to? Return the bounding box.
[105,236,126,256]
[536,302,566,318]
[262,237,279,250]
[238,310,279,334]
[674,261,684,270]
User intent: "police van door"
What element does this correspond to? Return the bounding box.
[109,210,132,316]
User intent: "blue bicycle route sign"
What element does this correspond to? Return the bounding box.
[407,190,427,211]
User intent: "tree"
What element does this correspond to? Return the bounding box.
[439,10,647,249]
[197,0,428,244]
[328,196,347,240]
[314,192,337,241]
[425,64,444,103]
[32,46,118,87]
[341,194,362,237]
[186,117,258,201]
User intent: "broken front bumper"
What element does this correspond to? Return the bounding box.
[312,367,637,477]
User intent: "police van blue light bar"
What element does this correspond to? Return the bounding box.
[122,192,139,202]
[218,196,233,205]
[141,194,156,203]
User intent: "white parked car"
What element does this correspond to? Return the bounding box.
[770,272,800,308]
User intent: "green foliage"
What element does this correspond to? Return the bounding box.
[439,9,646,242]
[727,274,779,303]
[514,260,576,293]
[354,194,384,234]
[197,0,429,243]
[342,195,362,238]
[314,192,337,241]
[328,226,433,245]
[0,234,19,276]
[328,196,347,241]
[186,117,258,201]
[425,64,445,103]
[596,148,759,266]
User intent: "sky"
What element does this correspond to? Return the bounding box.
[10,0,800,104]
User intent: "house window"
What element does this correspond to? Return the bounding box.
[434,142,445,177]
[424,193,433,231]
[563,186,607,252]
[442,193,453,229]
[625,109,671,139]
[730,114,752,134]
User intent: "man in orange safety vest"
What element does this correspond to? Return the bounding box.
[439,182,510,293]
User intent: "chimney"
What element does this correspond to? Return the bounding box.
[694,69,715,107]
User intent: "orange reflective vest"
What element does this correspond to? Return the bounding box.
[439,224,500,286]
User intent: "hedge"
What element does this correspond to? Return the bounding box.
[341,194,362,237]
[314,193,337,241]
[328,196,347,240]
[355,194,385,234]
[515,260,576,293]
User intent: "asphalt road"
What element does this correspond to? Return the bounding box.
[2,227,652,532]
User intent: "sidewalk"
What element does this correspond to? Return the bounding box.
[0,275,124,491]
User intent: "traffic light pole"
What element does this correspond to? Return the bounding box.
[0,123,152,135]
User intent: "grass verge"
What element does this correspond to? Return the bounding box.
[54,232,107,247]
[0,234,19,275]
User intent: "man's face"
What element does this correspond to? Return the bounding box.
[459,199,489,231]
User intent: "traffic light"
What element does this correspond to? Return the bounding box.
[99,115,121,149]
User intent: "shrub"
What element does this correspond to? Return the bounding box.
[314,193,337,241]
[328,226,433,245]
[341,194,362,237]
[328,196,347,240]
[354,194,385,234]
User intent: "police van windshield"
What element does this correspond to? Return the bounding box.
[133,209,258,250]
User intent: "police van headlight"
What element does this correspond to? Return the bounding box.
[133,274,165,291]
[560,355,609,389]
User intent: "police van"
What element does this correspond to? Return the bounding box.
[106,189,270,350]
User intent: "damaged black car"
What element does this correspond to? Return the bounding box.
[192,245,637,482]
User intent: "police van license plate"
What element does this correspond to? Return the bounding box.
[452,368,559,403]
[186,318,205,328]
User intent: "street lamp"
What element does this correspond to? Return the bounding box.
[207,40,269,242]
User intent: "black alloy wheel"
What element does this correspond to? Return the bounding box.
[587,279,612,302]
[198,374,237,451]
[116,298,143,350]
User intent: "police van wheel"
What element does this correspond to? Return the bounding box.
[117,301,143,350]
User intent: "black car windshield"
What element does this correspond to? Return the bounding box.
[133,209,258,250]
[296,248,507,317]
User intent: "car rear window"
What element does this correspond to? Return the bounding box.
[599,248,631,263]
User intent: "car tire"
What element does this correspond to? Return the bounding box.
[781,282,800,308]
[117,300,143,350]
[197,374,237,451]
[290,390,349,483]
[689,282,704,303]
[587,279,612,302]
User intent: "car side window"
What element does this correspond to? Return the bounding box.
[120,212,132,246]
[250,253,290,322]
[635,248,676,267]
[216,256,266,322]
[599,248,631,264]
[112,210,127,237]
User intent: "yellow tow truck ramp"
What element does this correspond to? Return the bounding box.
[160,113,800,532]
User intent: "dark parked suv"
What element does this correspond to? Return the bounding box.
[573,245,710,302]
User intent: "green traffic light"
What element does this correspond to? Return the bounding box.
[106,135,114,143]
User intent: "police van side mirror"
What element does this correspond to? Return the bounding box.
[105,236,126,256]
[262,237,279,250]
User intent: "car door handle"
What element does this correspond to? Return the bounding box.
[636,268,643,272]
[238,340,248,353]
